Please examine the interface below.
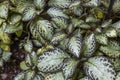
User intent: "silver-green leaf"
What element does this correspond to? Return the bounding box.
[67,33,82,57]
[45,72,65,80]
[84,56,116,80]
[37,48,70,72]
[62,59,79,79]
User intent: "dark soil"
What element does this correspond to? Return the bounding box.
[0,33,28,80]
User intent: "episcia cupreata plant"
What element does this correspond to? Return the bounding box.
[0,0,120,80]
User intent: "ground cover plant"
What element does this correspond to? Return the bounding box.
[0,0,120,80]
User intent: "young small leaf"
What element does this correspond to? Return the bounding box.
[62,59,79,79]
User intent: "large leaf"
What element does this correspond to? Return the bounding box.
[116,72,120,80]
[47,7,68,18]
[62,59,79,79]
[37,48,70,72]
[83,33,96,57]
[84,56,116,80]
[48,0,71,8]
[67,33,82,57]
[0,1,9,19]
[22,6,36,21]
[36,20,53,40]
[44,72,65,80]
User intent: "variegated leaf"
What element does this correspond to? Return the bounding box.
[62,59,79,79]
[30,51,38,66]
[51,32,67,44]
[85,16,100,23]
[25,70,35,80]
[101,19,112,28]
[22,6,36,21]
[113,0,120,13]
[33,74,43,80]
[5,23,23,34]
[84,56,116,80]
[9,14,22,24]
[2,51,12,62]
[79,23,91,29]
[100,46,120,58]
[58,38,69,50]
[13,72,25,80]
[99,40,120,58]
[111,20,120,29]
[37,48,70,72]
[30,21,41,39]
[83,0,100,7]
[73,7,83,16]
[52,17,68,29]
[25,51,38,67]
[79,76,92,80]
[45,72,65,80]
[47,7,68,18]
[24,40,33,53]
[48,0,71,8]
[110,58,120,71]
[67,33,82,57]
[105,28,117,37]
[25,53,32,67]
[32,40,42,47]
[83,33,96,57]
[116,72,120,80]
[95,34,108,45]
[108,40,120,50]
[33,0,46,10]
[36,20,53,40]
[0,1,9,19]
